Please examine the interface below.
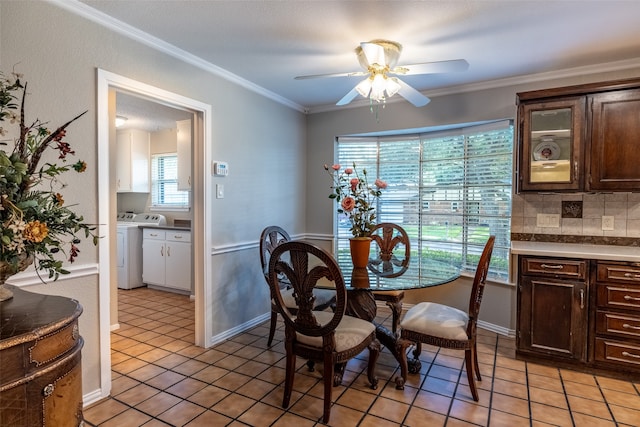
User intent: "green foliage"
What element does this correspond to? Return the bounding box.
[0,71,97,279]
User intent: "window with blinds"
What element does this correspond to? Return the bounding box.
[336,120,513,281]
[151,153,190,208]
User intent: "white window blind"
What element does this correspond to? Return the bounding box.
[336,120,513,281]
[151,153,189,208]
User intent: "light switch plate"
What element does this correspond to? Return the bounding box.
[216,184,224,199]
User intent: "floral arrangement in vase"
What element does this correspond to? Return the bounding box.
[0,70,98,300]
[324,162,387,238]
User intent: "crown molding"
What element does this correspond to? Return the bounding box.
[48,0,306,113]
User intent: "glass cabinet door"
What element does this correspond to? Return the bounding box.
[518,98,585,192]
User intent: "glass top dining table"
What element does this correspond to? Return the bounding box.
[344,258,461,291]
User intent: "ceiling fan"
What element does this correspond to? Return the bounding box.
[295,39,469,107]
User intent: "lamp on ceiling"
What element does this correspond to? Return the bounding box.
[115,115,128,128]
[356,72,401,103]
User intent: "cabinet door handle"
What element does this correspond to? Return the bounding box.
[541,264,564,269]
[623,272,640,280]
[622,323,640,330]
[160,246,164,257]
[624,295,640,301]
[167,246,171,257]
[622,351,640,359]
[580,289,584,309]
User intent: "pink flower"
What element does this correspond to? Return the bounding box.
[344,168,353,175]
[375,179,387,189]
[341,197,355,212]
[331,164,341,171]
[350,178,359,190]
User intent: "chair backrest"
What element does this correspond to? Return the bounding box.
[467,235,495,322]
[259,226,291,280]
[367,223,410,278]
[268,241,347,338]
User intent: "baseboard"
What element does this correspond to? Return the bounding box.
[477,319,515,338]
[209,312,270,345]
[83,388,106,408]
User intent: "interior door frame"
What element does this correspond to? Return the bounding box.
[97,69,213,399]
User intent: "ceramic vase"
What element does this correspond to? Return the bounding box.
[0,254,34,302]
[349,237,372,268]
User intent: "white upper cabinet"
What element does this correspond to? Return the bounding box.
[176,119,192,191]
[116,129,150,193]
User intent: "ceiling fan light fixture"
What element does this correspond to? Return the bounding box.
[356,78,372,97]
[385,77,401,97]
[370,73,387,102]
[296,38,464,108]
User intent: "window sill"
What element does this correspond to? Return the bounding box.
[149,206,191,212]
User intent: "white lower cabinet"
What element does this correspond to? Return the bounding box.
[142,229,191,292]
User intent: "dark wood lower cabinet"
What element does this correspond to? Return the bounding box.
[517,257,588,362]
[517,256,640,380]
[592,262,640,371]
[0,286,84,426]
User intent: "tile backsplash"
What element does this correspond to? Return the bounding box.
[511,192,640,238]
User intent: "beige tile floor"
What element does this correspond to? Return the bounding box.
[83,287,640,426]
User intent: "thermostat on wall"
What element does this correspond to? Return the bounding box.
[213,161,229,176]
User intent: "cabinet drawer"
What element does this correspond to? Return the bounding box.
[595,338,640,368]
[596,311,640,339]
[597,285,640,312]
[597,263,640,284]
[143,229,166,240]
[30,320,80,367]
[521,257,587,280]
[166,230,191,243]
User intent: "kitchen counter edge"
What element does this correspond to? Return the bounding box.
[511,241,640,262]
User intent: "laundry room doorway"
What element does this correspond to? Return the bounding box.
[97,69,213,400]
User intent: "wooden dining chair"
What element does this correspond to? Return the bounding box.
[268,240,380,424]
[368,222,411,334]
[399,235,495,401]
[259,226,336,346]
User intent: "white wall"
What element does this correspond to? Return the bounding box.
[1,0,306,402]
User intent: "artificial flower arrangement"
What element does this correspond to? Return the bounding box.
[324,162,387,238]
[0,70,98,283]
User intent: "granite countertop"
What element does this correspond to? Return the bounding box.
[511,241,640,262]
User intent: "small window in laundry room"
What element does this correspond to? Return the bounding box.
[151,153,190,208]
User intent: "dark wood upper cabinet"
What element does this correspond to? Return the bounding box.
[588,88,640,191]
[516,78,640,193]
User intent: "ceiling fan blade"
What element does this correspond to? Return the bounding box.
[336,86,360,106]
[390,59,469,76]
[295,71,367,80]
[360,42,386,67]
[396,79,431,107]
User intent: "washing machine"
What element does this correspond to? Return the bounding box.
[116,212,166,289]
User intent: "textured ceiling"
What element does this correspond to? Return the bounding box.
[77,0,640,117]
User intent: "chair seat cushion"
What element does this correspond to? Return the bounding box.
[280,288,335,310]
[296,311,375,353]
[400,302,469,341]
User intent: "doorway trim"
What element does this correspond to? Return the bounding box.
[97,69,213,399]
